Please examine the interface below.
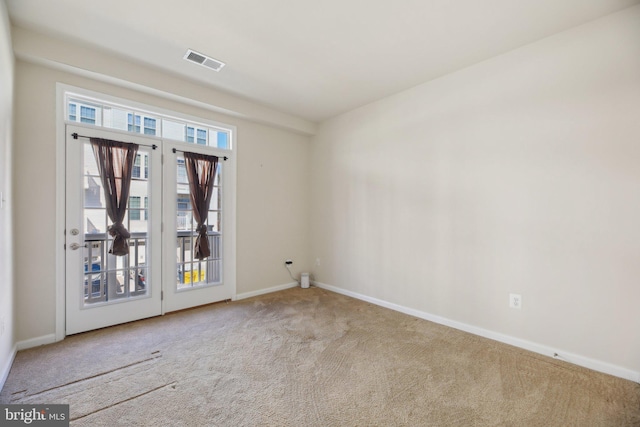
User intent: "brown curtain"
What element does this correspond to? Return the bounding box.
[90,138,139,256]
[184,152,219,260]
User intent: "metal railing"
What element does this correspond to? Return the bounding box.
[83,232,148,304]
[176,230,222,289]
[83,230,222,304]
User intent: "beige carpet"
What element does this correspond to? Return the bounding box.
[1,287,639,426]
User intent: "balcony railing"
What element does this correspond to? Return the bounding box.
[176,230,222,290]
[83,232,148,304]
[83,230,221,304]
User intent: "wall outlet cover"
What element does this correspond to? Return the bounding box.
[509,293,522,309]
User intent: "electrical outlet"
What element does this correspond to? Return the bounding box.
[509,293,522,309]
[315,258,321,266]
[285,259,293,265]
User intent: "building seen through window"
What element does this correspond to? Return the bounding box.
[67,95,232,150]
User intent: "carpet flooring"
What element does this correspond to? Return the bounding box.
[1,287,639,426]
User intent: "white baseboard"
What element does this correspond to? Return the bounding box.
[313,281,640,384]
[0,344,17,393]
[16,334,57,351]
[234,282,299,301]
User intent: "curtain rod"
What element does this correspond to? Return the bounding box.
[71,132,229,160]
[71,132,157,150]
[172,148,228,161]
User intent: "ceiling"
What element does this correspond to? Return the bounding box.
[6,0,640,122]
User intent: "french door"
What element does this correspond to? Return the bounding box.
[65,125,234,335]
[65,125,162,334]
[162,141,234,312]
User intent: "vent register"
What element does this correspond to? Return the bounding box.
[184,49,226,72]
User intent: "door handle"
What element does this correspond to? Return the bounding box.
[69,243,86,250]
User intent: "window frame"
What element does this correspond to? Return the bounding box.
[66,93,232,150]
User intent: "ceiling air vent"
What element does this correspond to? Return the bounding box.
[183,49,225,72]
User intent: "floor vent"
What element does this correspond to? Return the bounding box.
[183,49,225,72]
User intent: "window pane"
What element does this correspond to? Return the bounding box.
[163,119,186,141]
[85,175,103,208]
[173,151,224,290]
[209,187,221,210]
[214,130,229,149]
[84,145,100,176]
[67,95,233,150]
[85,209,106,234]
[214,164,221,186]
[207,211,221,232]
[103,107,129,131]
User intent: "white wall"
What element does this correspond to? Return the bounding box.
[12,26,315,136]
[310,5,640,378]
[12,45,311,342]
[0,0,15,388]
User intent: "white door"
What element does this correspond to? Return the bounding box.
[65,125,162,334]
[162,141,235,312]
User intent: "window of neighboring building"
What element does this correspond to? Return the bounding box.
[80,106,96,124]
[177,158,187,183]
[128,114,141,133]
[133,154,142,178]
[197,129,207,145]
[131,154,149,179]
[129,196,141,221]
[66,94,233,149]
[68,100,101,125]
[186,126,209,145]
[177,197,190,211]
[144,117,156,135]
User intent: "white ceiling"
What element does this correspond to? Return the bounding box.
[6,0,640,122]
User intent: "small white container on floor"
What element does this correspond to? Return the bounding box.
[300,273,310,289]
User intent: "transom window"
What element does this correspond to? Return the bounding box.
[66,94,232,150]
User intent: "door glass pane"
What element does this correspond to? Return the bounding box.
[175,156,222,290]
[82,141,151,305]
